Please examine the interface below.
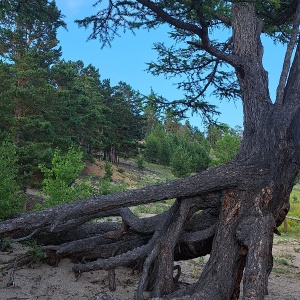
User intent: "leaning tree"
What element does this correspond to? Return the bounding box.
[1,0,300,299]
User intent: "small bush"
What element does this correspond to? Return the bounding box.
[104,160,113,181]
[278,190,300,236]
[137,155,145,170]
[38,147,89,208]
[117,167,125,174]
[98,178,128,195]
[170,146,191,178]
[26,240,47,265]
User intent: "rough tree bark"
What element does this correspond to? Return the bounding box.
[1,1,300,299]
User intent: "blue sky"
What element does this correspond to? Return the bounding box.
[55,0,286,130]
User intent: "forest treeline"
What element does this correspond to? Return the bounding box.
[0,0,242,219]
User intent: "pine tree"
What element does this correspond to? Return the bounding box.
[0,0,65,183]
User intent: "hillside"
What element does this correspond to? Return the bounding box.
[82,158,177,189]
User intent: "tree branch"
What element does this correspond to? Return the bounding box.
[277,41,300,129]
[0,163,268,240]
[136,0,240,67]
[276,0,300,106]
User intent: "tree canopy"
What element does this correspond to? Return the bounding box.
[76,0,299,119]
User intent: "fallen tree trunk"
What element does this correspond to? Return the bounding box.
[0,162,265,239]
[0,160,290,299]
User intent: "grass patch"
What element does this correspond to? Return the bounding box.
[275,236,290,244]
[272,267,288,275]
[274,257,290,266]
[278,189,300,237]
[274,256,298,268]
[131,201,174,216]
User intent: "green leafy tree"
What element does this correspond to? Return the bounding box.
[158,135,173,166]
[0,141,24,220]
[109,82,145,158]
[210,133,241,167]
[144,132,161,163]
[206,123,231,147]
[189,140,211,172]
[0,0,65,183]
[104,160,113,181]
[100,80,145,161]
[142,90,162,134]
[38,148,88,208]
[50,60,107,155]
[136,154,145,170]
[170,145,191,177]
[144,122,210,171]
[164,109,182,134]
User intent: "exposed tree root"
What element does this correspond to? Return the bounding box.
[0,163,291,299]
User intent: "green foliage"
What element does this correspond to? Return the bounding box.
[209,132,241,167]
[158,137,172,166]
[104,160,113,181]
[292,195,298,203]
[40,148,85,186]
[144,122,210,177]
[170,146,192,178]
[137,155,145,170]
[98,178,128,195]
[189,141,211,172]
[144,133,161,163]
[38,148,89,208]
[0,0,64,184]
[293,172,300,186]
[278,189,300,236]
[0,2,146,188]
[143,90,162,134]
[256,1,295,43]
[26,240,47,265]
[0,141,24,220]
[101,80,145,160]
[50,60,107,154]
[16,141,54,188]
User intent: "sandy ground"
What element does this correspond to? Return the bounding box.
[0,236,299,300]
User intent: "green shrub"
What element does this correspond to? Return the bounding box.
[170,146,192,178]
[38,147,89,208]
[144,133,160,163]
[278,190,300,236]
[98,178,128,195]
[209,133,240,167]
[158,137,172,166]
[26,240,47,265]
[117,167,125,174]
[104,160,113,181]
[0,141,24,220]
[137,155,145,170]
